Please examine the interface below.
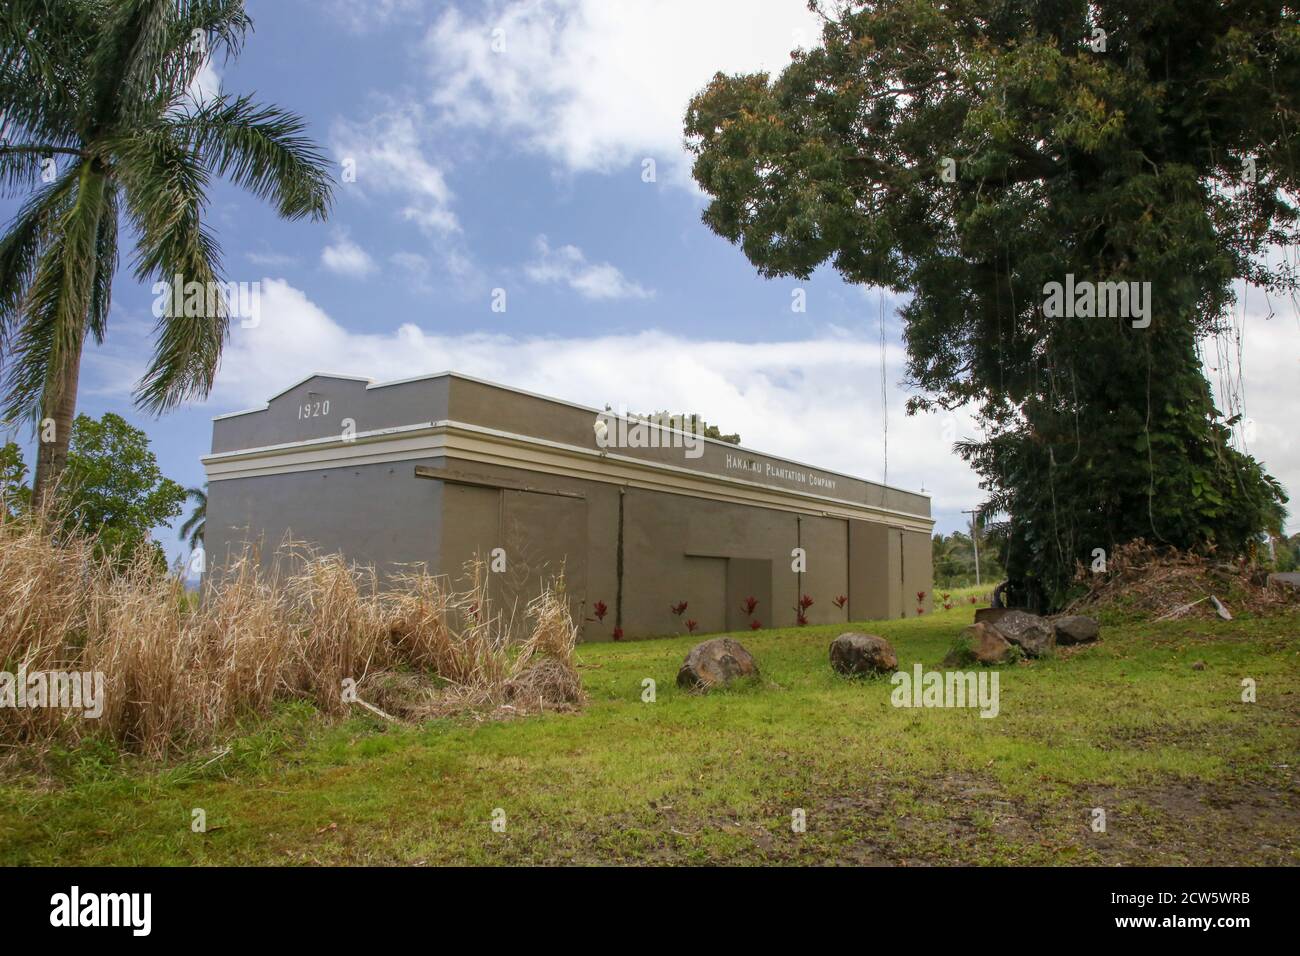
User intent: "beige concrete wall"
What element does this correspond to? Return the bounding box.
[902,529,934,617]
[620,487,805,634]
[797,514,851,627]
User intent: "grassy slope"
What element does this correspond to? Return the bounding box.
[1,598,1296,866]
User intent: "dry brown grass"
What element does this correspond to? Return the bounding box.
[0,511,582,760]
[1065,539,1299,621]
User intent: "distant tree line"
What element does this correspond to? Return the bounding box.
[932,530,1005,590]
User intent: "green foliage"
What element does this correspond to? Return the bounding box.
[933,530,1004,588]
[685,0,1296,610]
[3,414,186,569]
[61,413,186,568]
[1275,534,1300,572]
[0,441,30,515]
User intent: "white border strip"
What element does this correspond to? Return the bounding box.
[202,419,933,531]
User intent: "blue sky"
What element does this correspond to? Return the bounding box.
[3,0,1296,570]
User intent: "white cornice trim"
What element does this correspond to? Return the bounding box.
[202,419,933,532]
[209,369,929,500]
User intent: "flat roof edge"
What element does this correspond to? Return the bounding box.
[207,369,929,503]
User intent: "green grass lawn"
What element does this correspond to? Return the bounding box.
[1,600,1297,865]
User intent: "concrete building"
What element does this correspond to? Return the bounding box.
[201,371,934,640]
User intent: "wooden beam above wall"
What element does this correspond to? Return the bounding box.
[413,465,587,500]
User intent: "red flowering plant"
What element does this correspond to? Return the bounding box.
[794,594,814,626]
[685,619,698,633]
[750,619,762,630]
[612,627,623,641]
[832,595,847,609]
[670,601,688,617]
[592,600,608,622]
[741,596,759,616]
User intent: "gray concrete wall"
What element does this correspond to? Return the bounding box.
[212,375,450,453]
[203,456,443,582]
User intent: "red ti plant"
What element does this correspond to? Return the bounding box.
[916,606,925,615]
[750,619,762,630]
[670,600,688,617]
[832,595,847,609]
[685,619,698,633]
[612,627,624,641]
[794,594,814,626]
[969,595,977,604]
[741,595,759,616]
[916,591,927,604]
[592,600,608,622]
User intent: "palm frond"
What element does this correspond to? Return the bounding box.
[0,0,95,186]
[84,0,175,130]
[172,92,333,220]
[87,182,119,344]
[114,127,228,413]
[2,163,108,422]
[156,0,251,105]
[0,160,81,350]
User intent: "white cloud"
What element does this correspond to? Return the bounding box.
[331,105,460,236]
[320,234,378,278]
[184,58,221,106]
[210,280,981,528]
[1217,305,1300,528]
[524,236,652,300]
[423,0,819,182]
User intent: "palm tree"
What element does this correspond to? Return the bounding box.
[178,482,204,551]
[0,1,332,506]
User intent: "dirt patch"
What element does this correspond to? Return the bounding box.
[505,771,1300,866]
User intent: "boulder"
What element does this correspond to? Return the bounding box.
[829,632,898,676]
[974,607,1016,626]
[676,637,759,691]
[989,610,1056,658]
[1052,614,1101,646]
[943,622,1014,667]
[1267,572,1300,592]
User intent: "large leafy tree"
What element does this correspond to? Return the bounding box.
[0,0,332,506]
[685,0,1296,609]
[2,412,187,568]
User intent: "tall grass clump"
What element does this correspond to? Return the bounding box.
[0,510,582,761]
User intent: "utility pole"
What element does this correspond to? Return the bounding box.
[962,508,981,587]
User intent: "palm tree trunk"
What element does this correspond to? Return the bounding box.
[31,324,86,509]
